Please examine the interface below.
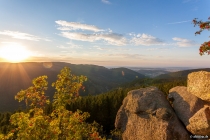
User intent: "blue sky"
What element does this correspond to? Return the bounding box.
[0,0,209,68]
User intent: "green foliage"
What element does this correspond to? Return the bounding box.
[52,67,87,108]
[0,67,105,140]
[0,112,14,135]
[15,75,50,108]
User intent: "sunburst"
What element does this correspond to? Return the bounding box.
[0,43,31,62]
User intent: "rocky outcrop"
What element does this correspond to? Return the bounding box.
[115,71,210,140]
[115,86,191,140]
[187,71,210,101]
[168,71,210,137]
[168,86,205,126]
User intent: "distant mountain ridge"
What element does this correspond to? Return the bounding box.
[1,62,209,112]
[0,62,146,112]
[154,68,210,79]
[128,67,210,78]
[136,69,170,78]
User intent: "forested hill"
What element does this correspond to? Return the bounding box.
[0,71,188,136]
[0,66,209,135]
[0,62,146,112]
[154,68,210,79]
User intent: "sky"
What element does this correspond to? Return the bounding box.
[0,0,209,68]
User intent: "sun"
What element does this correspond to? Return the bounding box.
[0,43,31,62]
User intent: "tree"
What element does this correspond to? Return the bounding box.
[193,17,210,56]
[0,67,105,140]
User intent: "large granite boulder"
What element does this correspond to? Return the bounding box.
[168,86,205,126]
[187,105,210,135]
[115,86,191,140]
[187,71,210,101]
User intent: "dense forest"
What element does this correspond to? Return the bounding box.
[0,76,187,137]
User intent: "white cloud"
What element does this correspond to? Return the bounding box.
[43,38,52,42]
[167,20,191,25]
[102,53,144,59]
[146,47,170,52]
[59,32,127,46]
[130,33,164,46]
[121,54,144,58]
[100,33,127,46]
[55,20,104,32]
[102,0,111,4]
[0,30,40,41]
[57,42,82,50]
[56,20,128,46]
[66,42,82,48]
[55,21,173,47]
[90,46,130,52]
[57,45,69,49]
[146,48,159,51]
[108,28,112,33]
[93,46,105,50]
[0,30,51,41]
[57,27,73,31]
[60,32,95,42]
[172,37,197,47]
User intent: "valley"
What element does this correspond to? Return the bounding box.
[0,62,209,112]
[0,62,146,112]
[0,63,209,138]
[126,67,204,78]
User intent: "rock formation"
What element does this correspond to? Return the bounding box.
[187,71,210,101]
[168,86,205,126]
[115,71,210,140]
[187,106,210,135]
[115,86,191,140]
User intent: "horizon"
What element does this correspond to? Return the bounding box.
[0,61,208,70]
[0,0,210,67]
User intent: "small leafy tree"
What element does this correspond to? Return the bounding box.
[192,17,210,56]
[0,67,105,140]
